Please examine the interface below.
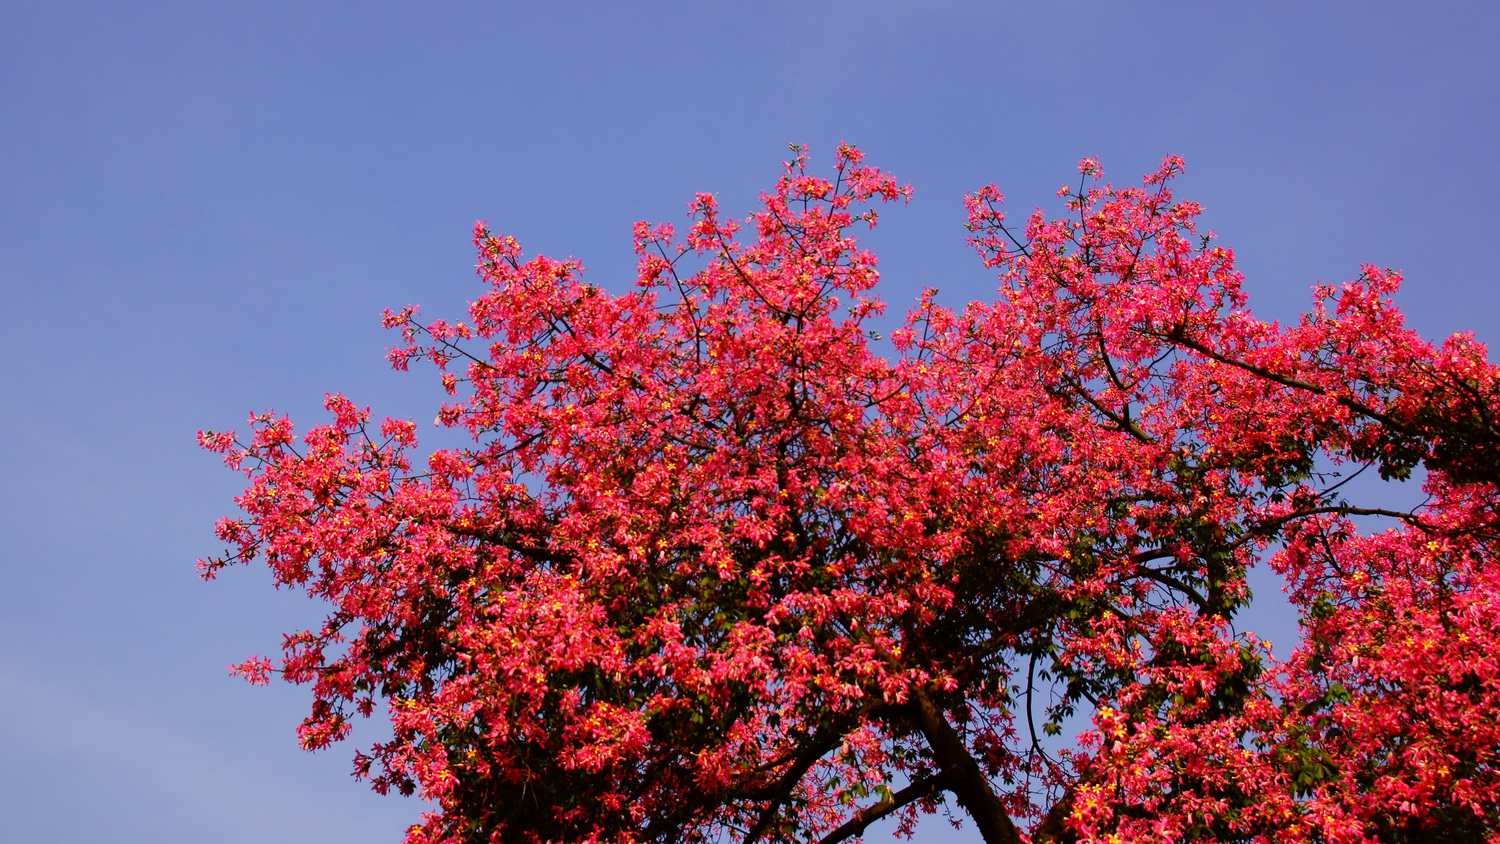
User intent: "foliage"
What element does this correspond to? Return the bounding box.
[201,146,1500,843]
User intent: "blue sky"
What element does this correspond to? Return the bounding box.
[2,2,1497,841]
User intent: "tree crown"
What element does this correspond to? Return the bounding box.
[202,146,1500,844]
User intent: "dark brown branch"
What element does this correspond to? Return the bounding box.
[737,727,854,844]
[1057,374,1157,446]
[906,688,1022,844]
[1030,786,1078,844]
[1163,330,1402,429]
[1136,566,1208,609]
[817,772,954,844]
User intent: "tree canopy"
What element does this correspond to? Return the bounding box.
[201,146,1500,843]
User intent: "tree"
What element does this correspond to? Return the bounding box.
[200,145,1500,843]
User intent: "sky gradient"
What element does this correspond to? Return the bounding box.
[2,2,1497,841]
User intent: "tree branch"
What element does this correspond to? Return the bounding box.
[817,772,954,844]
[905,688,1022,844]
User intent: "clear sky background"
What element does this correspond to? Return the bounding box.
[2,2,1497,842]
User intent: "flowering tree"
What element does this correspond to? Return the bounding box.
[201,146,1500,843]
